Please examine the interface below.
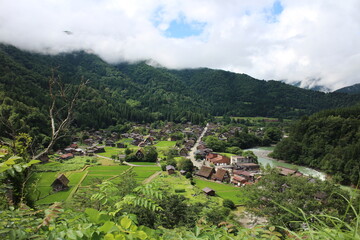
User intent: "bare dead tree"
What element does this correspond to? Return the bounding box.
[32,69,88,160]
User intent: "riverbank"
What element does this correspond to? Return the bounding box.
[248,147,327,180]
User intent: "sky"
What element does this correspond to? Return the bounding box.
[1,0,360,91]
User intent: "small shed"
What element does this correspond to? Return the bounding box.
[180,170,187,175]
[202,187,215,196]
[38,154,50,164]
[166,165,176,175]
[51,174,69,192]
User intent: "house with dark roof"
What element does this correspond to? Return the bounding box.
[51,174,70,192]
[38,154,50,164]
[195,166,215,179]
[179,148,188,156]
[212,168,231,183]
[166,165,176,174]
[233,170,255,182]
[202,187,215,196]
[135,148,145,159]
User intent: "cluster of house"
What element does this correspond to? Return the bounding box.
[205,123,266,139]
[55,143,107,161]
[194,152,304,188]
[194,153,261,187]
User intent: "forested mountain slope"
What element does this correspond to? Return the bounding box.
[335,83,360,94]
[272,105,360,185]
[1,43,360,141]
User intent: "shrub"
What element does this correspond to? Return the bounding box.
[185,172,192,179]
[223,199,236,210]
[175,189,185,193]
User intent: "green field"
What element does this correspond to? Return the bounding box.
[82,165,131,186]
[96,147,124,158]
[34,171,87,205]
[152,173,208,203]
[127,162,158,165]
[154,141,176,149]
[194,178,246,204]
[132,166,161,182]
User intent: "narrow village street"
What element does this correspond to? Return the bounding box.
[188,123,208,168]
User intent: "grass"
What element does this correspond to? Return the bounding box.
[82,165,131,186]
[97,147,124,158]
[132,166,161,182]
[194,178,246,204]
[152,173,209,203]
[127,162,158,165]
[88,165,130,172]
[154,141,176,149]
[35,171,87,205]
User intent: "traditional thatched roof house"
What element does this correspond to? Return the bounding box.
[235,163,260,171]
[51,174,69,192]
[116,142,127,148]
[166,165,176,175]
[233,170,255,182]
[94,146,105,153]
[212,168,231,183]
[105,140,115,147]
[195,166,215,179]
[202,187,215,196]
[179,148,188,156]
[135,148,145,159]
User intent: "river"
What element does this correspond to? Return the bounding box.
[248,147,326,180]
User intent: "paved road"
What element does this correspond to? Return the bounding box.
[187,124,208,168]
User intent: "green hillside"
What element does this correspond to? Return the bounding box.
[272,105,360,185]
[1,43,360,145]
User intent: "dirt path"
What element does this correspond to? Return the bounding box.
[143,171,162,184]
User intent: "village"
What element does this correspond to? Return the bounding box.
[45,121,303,198]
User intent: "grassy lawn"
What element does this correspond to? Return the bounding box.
[97,147,124,158]
[97,156,119,166]
[154,141,176,149]
[194,178,246,204]
[132,166,161,182]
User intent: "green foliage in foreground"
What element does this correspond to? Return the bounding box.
[272,105,360,185]
[245,170,360,231]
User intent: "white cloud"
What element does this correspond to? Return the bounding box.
[1,0,360,90]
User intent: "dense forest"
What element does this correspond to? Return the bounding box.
[1,43,360,151]
[272,105,360,185]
